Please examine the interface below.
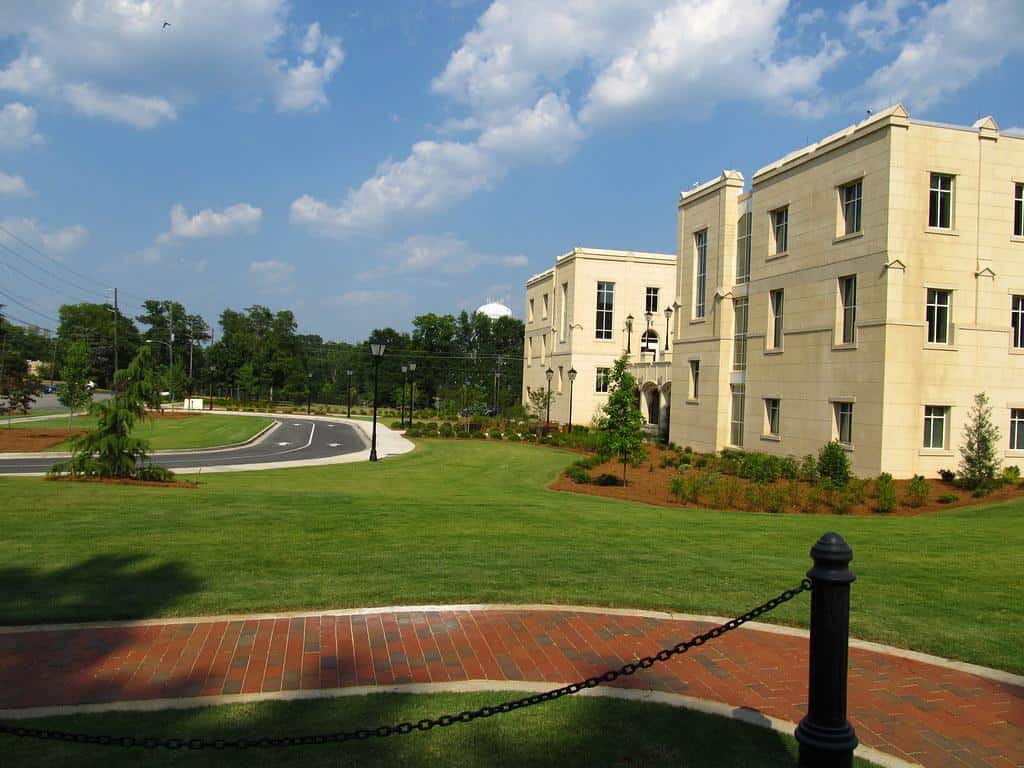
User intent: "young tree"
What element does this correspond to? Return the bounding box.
[526,386,554,426]
[597,355,646,485]
[959,392,1001,491]
[58,340,93,428]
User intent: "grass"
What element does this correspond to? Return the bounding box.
[0,440,1020,672]
[0,692,880,767]
[5,413,274,451]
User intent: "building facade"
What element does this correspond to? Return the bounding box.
[669,105,1024,478]
[522,247,675,430]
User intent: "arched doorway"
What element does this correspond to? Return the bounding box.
[642,382,660,425]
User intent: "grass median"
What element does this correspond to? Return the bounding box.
[0,439,1020,672]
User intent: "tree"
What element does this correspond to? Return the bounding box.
[526,386,554,425]
[58,340,93,428]
[959,392,1001,491]
[58,303,141,386]
[4,372,41,417]
[50,346,172,481]
[597,355,646,485]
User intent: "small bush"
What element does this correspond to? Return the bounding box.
[594,473,622,487]
[438,422,454,437]
[505,432,521,442]
[764,484,789,514]
[937,493,958,504]
[709,475,744,509]
[904,475,929,508]
[786,479,804,510]
[798,454,819,484]
[938,468,956,482]
[563,466,591,484]
[779,456,800,480]
[802,484,825,514]
[847,478,869,506]
[817,441,852,486]
[744,483,768,513]
[670,470,711,504]
[576,455,602,470]
[1001,465,1021,483]
[488,431,504,440]
[693,454,709,468]
[875,473,897,513]
[390,420,404,429]
[660,454,680,469]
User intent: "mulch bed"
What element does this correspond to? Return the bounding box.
[46,476,198,489]
[549,444,1024,516]
[0,428,86,452]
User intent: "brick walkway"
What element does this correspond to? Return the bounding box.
[0,607,1021,767]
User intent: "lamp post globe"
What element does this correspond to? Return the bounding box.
[369,341,386,461]
[567,367,577,433]
[544,367,554,436]
[664,305,673,351]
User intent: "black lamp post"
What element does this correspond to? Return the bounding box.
[369,341,386,461]
[209,364,216,410]
[306,371,313,415]
[567,367,577,433]
[400,364,408,427]
[625,314,634,354]
[544,367,553,436]
[664,306,673,352]
[644,310,654,361]
[346,369,353,418]
[409,361,417,421]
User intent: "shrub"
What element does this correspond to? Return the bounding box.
[670,470,711,504]
[744,483,768,513]
[693,454,709,468]
[798,454,819,484]
[563,465,591,484]
[678,452,693,467]
[874,473,897,513]
[594,473,622,487]
[817,441,851,486]
[717,455,740,476]
[438,422,454,438]
[488,431,504,440]
[1001,465,1021,483]
[709,475,744,509]
[938,468,956,482]
[739,453,782,483]
[847,478,869,506]
[779,456,800,480]
[904,475,929,508]
[575,455,602,470]
[802,484,825,515]
[937,493,959,504]
[764,484,789,514]
[660,454,680,469]
[786,479,805,510]
[505,432,521,442]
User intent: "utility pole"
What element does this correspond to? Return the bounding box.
[113,287,119,377]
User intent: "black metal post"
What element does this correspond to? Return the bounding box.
[401,367,408,428]
[370,357,380,462]
[545,377,552,437]
[306,372,312,415]
[409,370,415,422]
[795,532,858,768]
[567,378,574,432]
[346,370,352,419]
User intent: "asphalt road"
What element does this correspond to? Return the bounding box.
[0,417,366,475]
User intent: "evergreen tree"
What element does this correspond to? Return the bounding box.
[598,355,646,485]
[959,392,1001,491]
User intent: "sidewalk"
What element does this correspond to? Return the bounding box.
[0,606,1020,767]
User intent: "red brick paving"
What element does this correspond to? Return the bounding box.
[0,608,1021,767]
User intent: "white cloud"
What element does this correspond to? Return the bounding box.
[0,102,43,149]
[502,254,528,267]
[357,234,528,279]
[157,203,263,244]
[1,217,87,255]
[1005,126,1024,137]
[863,0,1024,110]
[842,0,914,49]
[0,171,30,197]
[0,2,344,127]
[334,289,407,306]
[250,259,294,277]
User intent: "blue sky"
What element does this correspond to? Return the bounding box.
[1,0,1022,342]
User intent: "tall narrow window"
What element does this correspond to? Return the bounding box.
[732,298,748,371]
[1013,295,1024,349]
[595,281,614,340]
[929,173,953,229]
[645,287,659,313]
[926,289,952,344]
[1015,183,1023,237]
[730,385,745,447]
[540,333,547,363]
[839,276,857,345]
[841,180,862,235]
[923,406,948,449]
[694,230,707,318]
[528,298,535,322]
[559,283,569,341]
[765,398,781,437]
[689,360,700,400]
[1011,408,1024,450]
[542,293,549,319]
[771,207,789,254]
[595,367,609,393]
[835,402,853,445]
[735,211,752,283]
[770,289,784,350]
[526,337,533,366]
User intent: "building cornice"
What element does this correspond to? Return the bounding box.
[678,171,744,208]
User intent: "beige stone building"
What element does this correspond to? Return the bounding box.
[522,247,675,430]
[669,104,1024,478]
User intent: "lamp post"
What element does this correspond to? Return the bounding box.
[644,310,654,361]
[625,314,634,354]
[346,369,353,419]
[400,364,409,427]
[664,306,673,352]
[409,362,416,421]
[544,367,553,436]
[369,341,386,461]
[306,371,313,415]
[145,338,173,409]
[567,367,577,433]
[209,364,216,410]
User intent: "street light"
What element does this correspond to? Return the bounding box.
[369,340,386,461]
[209,364,216,410]
[544,367,554,437]
[567,367,577,433]
[145,338,173,409]
[306,371,313,415]
[346,369,353,419]
[664,306,673,352]
[625,314,634,354]
[644,310,654,361]
[408,361,417,421]
[401,364,409,427]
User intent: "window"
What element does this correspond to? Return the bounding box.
[595,367,610,393]
[1011,408,1024,450]
[559,283,568,340]
[540,333,547,363]
[595,282,614,340]
[929,173,954,229]
[526,337,532,366]
[771,207,789,254]
[736,211,752,283]
[1013,295,1024,349]
[769,289,784,350]
[835,402,853,445]
[765,398,781,437]
[557,365,563,394]
[694,230,707,318]
[528,298,535,322]
[645,287,659,313]
[689,360,700,400]
[732,298,748,371]
[841,180,862,235]
[542,293,549,319]
[923,406,948,449]
[1015,183,1023,237]
[926,288,952,344]
[730,385,745,447]
[839,275,857,345]
[641,330,659,355]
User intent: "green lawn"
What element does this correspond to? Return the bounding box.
[5,413,274,451]
[1,440,1020,672]
[0,692,879,768]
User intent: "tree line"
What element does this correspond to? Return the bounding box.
[1,301,525,414]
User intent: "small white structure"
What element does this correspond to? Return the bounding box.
[477,301,513,320]
[184,398,205,411]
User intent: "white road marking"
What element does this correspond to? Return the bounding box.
[276,442,291,446]
[328,442,341,448]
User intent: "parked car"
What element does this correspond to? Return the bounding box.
[42,385,56,394]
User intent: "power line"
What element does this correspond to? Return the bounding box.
[0,245,97,306]
[0,312,56,335]
[0,287,60,324]
[0,237,108,301]
[0,223,112,293]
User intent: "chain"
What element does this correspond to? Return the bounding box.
[0,579,812,750]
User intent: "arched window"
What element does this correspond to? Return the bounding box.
[641,330,659,355]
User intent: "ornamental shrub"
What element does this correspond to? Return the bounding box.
[594,473,622,486]
[875,473,897,513]
[1001,465,1021,483]
[709,475,743,509]
[817,441,851,486]
[779,456,800,480]
[938,468,956,482]
[439,422,454,438]
[563,465,591,484]
[904,475,930,508]
[938,493,959,504]
[798,454,819,484]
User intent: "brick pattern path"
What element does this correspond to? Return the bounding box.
[0,609,1021,767]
